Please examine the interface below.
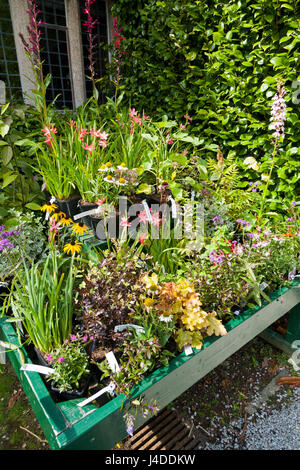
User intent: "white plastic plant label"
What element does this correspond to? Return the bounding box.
[0,344,5,365]
[142,199,153,223]
[45,196,56,220]
[20,363,55,375]
[114,324,145,334]
[259,282,268,291]
[168,196,177,218]
[184,345,193,356]
[77,382,115,407]
[105,351,120,374]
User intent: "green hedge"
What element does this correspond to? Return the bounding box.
[109,0,300,203]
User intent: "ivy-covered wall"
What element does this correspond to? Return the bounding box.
[110,0,300,199]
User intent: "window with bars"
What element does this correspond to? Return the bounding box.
[0,0,22,102]
[79,0,108,102]
[39,0,74,109]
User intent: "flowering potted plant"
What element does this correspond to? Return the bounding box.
[44,332,92,400]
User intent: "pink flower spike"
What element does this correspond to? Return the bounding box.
[95,198,106,205]
[151,212,162,227]
[138,211,148,224]
[120,216,131,227]
[79,128,88,141]
[82,142,95,154]
[138,233,147,245]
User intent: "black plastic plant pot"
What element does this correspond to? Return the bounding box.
[50,373,92,402]
[56,195,81,220]
[34,346,94,402]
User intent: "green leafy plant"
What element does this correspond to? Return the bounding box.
[0,210,46,282]
[8,248,78,354]
[0,103,45,223]
[45,333,90,393]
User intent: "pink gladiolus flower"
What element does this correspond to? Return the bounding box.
[120,216,131,227]
[139,233,147,245]
[42,125,57,146]
[129,108,138,118]
[95,198,106,205]
[82,142,95,154]
[79,128,88,141]
[49,217,61,230]
[57,356,65,363]
[138,211,149,224]
[98,139,108,148]
[151,212,162,227]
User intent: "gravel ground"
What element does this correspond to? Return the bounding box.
[201,387,300,450]
[171,336,300,451]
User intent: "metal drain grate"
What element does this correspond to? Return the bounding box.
[127,409,200,450]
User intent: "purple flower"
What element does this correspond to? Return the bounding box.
[236,219,251,227]
[0,238,14,251]
[126,424,134,436]
[82,335,88,343]
[291,201,297,206]
[57,356,65,363]
[45,354,53,363]
[70,334,77,341]
[288,267,296,281]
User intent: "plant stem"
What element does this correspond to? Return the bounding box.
[257,141,278,225]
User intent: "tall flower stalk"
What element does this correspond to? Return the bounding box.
[83,0,101,115]
[257,81,287,224]
[19,0,49,125]
[112,17,126,108]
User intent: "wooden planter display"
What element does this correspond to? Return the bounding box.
[0,279,299,450]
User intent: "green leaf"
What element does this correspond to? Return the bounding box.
[136,183,153,194]
[0,124,10,138]
[1,145,13,165]
[25,202,42,211]
[2,173,18,188]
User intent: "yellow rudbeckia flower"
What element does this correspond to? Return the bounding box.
[41,202,58,214]
[71,222,89,236]
[60,217,73,227]
[63,240,83,255]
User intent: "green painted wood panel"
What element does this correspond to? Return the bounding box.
[1,280,299,450]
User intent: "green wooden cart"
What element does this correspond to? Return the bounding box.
[0,278,299,450]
